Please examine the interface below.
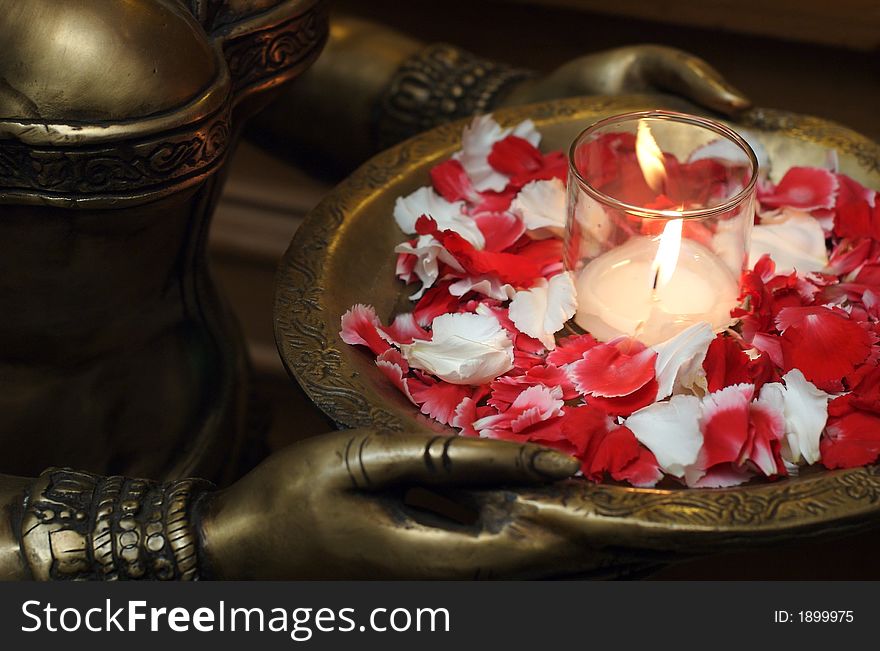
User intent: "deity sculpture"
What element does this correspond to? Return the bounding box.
[0,0,748,580]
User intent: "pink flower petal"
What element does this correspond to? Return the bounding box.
[381,312,430,345]
[759,166,838,211]
[475,211,526,252]
[700,384,755,469]
[568,338,657,398]
[340,304,392,355]
[488,364,576,411]
[376,349,417,405]
[546,334,599,366]
[409,380,472,427]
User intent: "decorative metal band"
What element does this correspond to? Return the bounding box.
[0,105,230,204]
[20,468,213,581]
[222,2,329,98]
[374,44,535,150]
[274,96,880,549]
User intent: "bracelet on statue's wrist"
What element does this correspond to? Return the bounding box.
[19,468,213,581]
[374,43,535,150]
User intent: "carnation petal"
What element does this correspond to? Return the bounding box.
[777,369,830,465]
[759,166,838,211]
[510,178,567,239]
[749,208,828,274]
[509,272,577,349]
[625,394,703,478]
[393,186,484,248]
[776,306,872,390]
[652,321,714,400]
[409,380,473,427]
[568,338,657,398]
[401,312,514,385]
[340,304,392,355]
[700,384,754,469]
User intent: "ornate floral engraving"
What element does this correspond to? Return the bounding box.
[223,2,329,97]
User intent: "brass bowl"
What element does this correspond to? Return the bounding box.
[275,95,880,561]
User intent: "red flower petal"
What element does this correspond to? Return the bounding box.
[409,380,472,427]
[821,406,880,469]
[776,306,872,391]
[832,173,878,241]
[582,425,640,482]
[488,135,567,188]
[546,333,599,366]
[475,211,526,252]
[376,349,417,404]
[527,404,610,456]
[431,158,476,204]
[746,399,786,477]
[759,166,838,211]
[585,378,659,417]
[700,384,754,469]
[340,304,391,355]
[413,282,460,327]
[568,338,657,397]
[703,335,753,393]
[488,364,576,411]
[428,227,544,286]
[381,312,430,345]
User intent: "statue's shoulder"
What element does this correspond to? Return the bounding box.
[0,0,218,122]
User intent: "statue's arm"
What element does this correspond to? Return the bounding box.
[0,430,588,580]
[0,468,213,581]
[246,16,750,172]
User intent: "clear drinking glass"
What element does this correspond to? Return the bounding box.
[565,110,758,345]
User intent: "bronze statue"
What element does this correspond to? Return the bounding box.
[0,0,749,580]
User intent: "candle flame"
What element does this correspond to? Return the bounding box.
[652,218,683,290]
[636,121,666,194]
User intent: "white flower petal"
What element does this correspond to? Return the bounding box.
[401,312,514,385]
[749,207,828,274]
[394,235,463,299]
[510,178,566,239]
[651,322,714,400]
[776,369,830,465]
[625,395,703,478]
[449,275,516,301]
[393,186,484,248]
[456,115,541,193]
[508,272,577,349]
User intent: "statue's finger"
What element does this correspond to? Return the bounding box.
[334,429,579,490]
[641,45,751,116]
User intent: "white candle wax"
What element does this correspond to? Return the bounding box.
[574,236,738,345]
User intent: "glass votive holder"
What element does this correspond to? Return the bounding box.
[565,110,758,346]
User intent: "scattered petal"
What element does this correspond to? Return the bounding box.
[626,394,703,478]
[750,207,828,274]
[508,272,577,349]
[776,306,872,391]
[759,166,838,211]
[568,338,657,398]
[394,186,484,247]
[401,312,514,385]
[340,304,391,355]
[652,321,714,400]
[510,178,567,239]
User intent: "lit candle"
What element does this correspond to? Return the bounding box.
[573,224,738,345]
[571,119,742,345]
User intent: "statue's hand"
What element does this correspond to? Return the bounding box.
[505,45,750,116]
[200,429,588,579]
